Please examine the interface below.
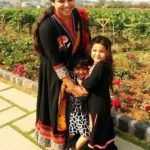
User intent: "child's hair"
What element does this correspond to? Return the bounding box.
[69,52,93,71]
[91,35,114,90]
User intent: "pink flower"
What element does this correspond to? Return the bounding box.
[77,7,89,22]
[17,64,24,70]
[113,80,122,86]
[20,73,28,78]
[12,64,27,78]
[111,99,120,107]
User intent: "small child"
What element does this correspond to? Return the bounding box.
[82,36,117,150]
[66,53,93,150]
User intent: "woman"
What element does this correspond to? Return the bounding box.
[33,0,91,149]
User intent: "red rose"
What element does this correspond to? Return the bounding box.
[113,80,122,86]
[111,99,120,107]
[145,106,150,111]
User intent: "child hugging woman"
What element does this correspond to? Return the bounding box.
[66,53,93,150]
[82,35,118,150]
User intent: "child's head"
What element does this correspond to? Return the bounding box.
[90,35,112,64]
[70,53,93,80]
[91,35,114,89]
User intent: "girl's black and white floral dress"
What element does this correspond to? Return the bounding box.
[68,72,90,138]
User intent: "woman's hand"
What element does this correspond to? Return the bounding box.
[73,85,88,97]
[66,85,88,97]
[62,75,88,97]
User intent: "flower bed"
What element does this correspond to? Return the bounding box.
[111,52,150,124]
[0,8,149,124]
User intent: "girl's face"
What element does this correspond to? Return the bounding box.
[53,0,75,19]
[74,66,89,80]
[91,43,108,63]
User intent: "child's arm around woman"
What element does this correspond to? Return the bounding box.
[82,61,110,91]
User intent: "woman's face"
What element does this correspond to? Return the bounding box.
[53,0,75,19]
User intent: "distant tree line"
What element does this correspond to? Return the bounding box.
[76,0,150,9]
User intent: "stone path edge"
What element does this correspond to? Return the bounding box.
[0,68,38,94]
[0,68,150,143]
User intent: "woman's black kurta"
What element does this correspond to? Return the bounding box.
[35,9,90,149]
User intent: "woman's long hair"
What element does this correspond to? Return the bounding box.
[91,35,114,91]
[33,1,54,54]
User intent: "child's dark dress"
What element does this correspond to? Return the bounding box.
[82,61,116,150]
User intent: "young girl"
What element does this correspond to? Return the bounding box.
[66,54,93,150]
[82,36,117,150]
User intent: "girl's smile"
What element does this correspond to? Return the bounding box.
[91,43,108,63]
[74,67,89,80]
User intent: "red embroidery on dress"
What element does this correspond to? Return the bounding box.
[53,63,63,69]
[57,36,69,49]
[36,121,66,144]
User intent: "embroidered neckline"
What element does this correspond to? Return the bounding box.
[53,13,76,44]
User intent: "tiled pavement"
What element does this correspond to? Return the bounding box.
[0,80,145,150]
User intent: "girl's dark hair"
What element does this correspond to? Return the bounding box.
[33,1,54,54]
[69,52,93,71]
[91,35,114,90]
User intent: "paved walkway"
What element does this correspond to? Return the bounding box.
[0,80,145,150]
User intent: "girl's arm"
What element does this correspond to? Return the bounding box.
[82,62,105,91]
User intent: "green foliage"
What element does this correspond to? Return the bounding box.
[0,7,150,81]
[0,8,40,33]
[0,8,150,38]
[140,82,150,94]
[0,35,33,69]
[115,68,134,80]
[0,9,15,24]
[0,33,39,80]
[87,8,150,39]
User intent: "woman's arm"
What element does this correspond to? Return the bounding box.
[39,18,69,79]
[39,18,87,97]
